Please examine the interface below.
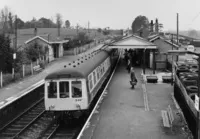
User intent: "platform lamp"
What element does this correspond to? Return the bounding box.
[168,50,200,139]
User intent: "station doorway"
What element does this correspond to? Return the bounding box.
[123,49,151,67]
[108,35,157,74]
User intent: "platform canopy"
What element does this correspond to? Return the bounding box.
[108,35,157,49]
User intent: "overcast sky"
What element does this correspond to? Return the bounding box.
[1,0,200,31]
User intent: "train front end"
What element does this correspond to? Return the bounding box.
[44,70,89,118]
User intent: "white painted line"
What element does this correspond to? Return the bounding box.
[77,51,121,139]
[141,77,149,111]
[0,101,5,106]
[6,97,15,101]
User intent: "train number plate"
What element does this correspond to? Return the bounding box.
[75,99,82,102]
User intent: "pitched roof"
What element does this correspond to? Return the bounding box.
[108,34,157,49]
[25,35,69,44]
[149,35,179,48]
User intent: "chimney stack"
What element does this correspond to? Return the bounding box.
[34,27,37,36]
[155,18,159,33]
[150,20,154,32]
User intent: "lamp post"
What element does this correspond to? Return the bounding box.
[168,50,200,139]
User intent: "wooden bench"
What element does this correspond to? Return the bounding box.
[161,105,174,131]
[33,65,42,72]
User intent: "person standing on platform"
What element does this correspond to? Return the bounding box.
[130,67,137,83]
[127,59,131,73]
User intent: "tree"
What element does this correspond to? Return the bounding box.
[131,15,150,38]
[102,28,109,35]
[38,17,54,28]
[0,33,13,72]
[77,31,89,44]
[0,6,11,33]
[65,20,70,28]
[188,29,198,38]
[24,42,46,62]
[16,17,25,29]
[8,12,14,33]
[56,13,62,37]
[97,28,102,33]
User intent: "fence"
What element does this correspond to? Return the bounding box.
[0,41,100,88]
[63,42,97,56]
[0,59,46,88]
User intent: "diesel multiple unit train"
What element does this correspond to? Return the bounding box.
[44,48,119,119]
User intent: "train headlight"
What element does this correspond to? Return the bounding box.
[49,105,55,110]
[76,104,81,110]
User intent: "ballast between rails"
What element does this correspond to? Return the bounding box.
[77,50,121,139]
[0,79,44,110]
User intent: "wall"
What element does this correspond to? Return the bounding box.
[153,39,178,69]
[26,38,54,62]
[59,43,64,57]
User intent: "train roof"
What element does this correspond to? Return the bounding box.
[45,49,111,80]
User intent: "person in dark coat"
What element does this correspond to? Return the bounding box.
[130,67,137,82]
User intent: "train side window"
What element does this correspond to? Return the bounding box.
[88,74,93,91]
[59,81,69,98]
[96,68,99,80]
[102,63,105,74]
[97,66,101,79]
[48,81,57,98]
[107,58,110,67]
[104,60,108,71]
[72,81,82,98]
[93,71,97,85]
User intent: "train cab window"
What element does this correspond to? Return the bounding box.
[71,81,82,98]
[59,81,69,98]
[48,81,57,98]
[93,71,97,85]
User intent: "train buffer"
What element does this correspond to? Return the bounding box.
[161,105,174,132]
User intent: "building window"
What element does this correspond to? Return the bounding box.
[59,81,69,98]
[72,81,82,98]
[48,81,57,98]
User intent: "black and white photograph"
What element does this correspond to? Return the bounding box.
[0,0,200,138]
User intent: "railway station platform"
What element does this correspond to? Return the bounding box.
[0,44,104,108]
[79,59,192,139]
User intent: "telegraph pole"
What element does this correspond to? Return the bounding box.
[76,24,79,35]
[13,15,17,80]
[88,21,90,39]
[177,13,179,46]
[88,21,90,33]
[176,13,179,61]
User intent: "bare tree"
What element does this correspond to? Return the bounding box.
[8,12,14,33]
[56,13,62,37]
[0,6,10,33]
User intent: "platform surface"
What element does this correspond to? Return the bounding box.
[79,59,191,139]
[0,44,103,108]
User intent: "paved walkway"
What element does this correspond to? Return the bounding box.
[0,44,104,108]
[79,59,192,139]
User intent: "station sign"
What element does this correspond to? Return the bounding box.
[195,94,199,111]
[187,45,195,52]
[13,53,16,60]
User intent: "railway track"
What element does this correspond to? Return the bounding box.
[40,124,81,139]
[0,99,53,139]
[40,52,120,139]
